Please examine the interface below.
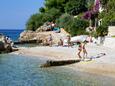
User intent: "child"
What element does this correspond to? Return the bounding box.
[82,41,88,60]
[77,42,82,59]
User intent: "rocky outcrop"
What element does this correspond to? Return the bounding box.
[19,30,68,45]
[19,23,69,45]
[19,30,37,41]
[0,35,13,53]
[35,22,50,32]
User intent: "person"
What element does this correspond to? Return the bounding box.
[6,36,12,44]
[48,34,53,47]
[77,42,82,59]
[82,40,88,60]
[77,40,88,61]
[67,35,72,47]
[51,21,55,31]
[58,39,63,46]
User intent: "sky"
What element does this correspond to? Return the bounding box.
[0,0,44,30]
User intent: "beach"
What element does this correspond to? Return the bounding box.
[12,43,115,78]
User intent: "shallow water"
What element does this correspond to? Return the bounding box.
[0,54,115,86]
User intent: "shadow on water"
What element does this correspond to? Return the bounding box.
[0,54,115,86]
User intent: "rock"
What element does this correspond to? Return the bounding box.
[19,30,68,45]
[0,35,5,51]
[0,35,13,53]
[4,44,12,52]
[40,59,81,67]
[19,30,37,42]
[0,41,5,51]
[19,24,69,45]
[36,22,51,32]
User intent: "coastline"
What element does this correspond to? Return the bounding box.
[12,44,115,78]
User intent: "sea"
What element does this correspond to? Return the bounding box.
[0,29,115,86]
[0,29,23,41]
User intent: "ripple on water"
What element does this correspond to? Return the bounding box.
[0,54,115,86]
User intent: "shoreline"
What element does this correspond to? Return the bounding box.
[12,44,115,78]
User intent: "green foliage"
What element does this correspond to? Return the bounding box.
[96,25,108,36]
[26,0,89,31]
[26,14,44,31]
[26,0,115,38]
[39,7,45,13]
[99,0,115,26]
[56,14,89,36]
[87,0,94,10]
[45,0,69,13]
[26,8,61,31]
[70,18,89,36]
[99,10,115,26]
[64,0,87,15]
[108,0,115,11]
[56,13,74,32]
[44,8,62,21]
[100,0,108,8]
[109,19,115,26]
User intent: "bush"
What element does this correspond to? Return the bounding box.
[70,18,89,36]
[26,14,44,31]
[56,13,74,33]
[96,25,108,36]
[56,14,89,36]
[64,0,87,15]
[99,10,115,26]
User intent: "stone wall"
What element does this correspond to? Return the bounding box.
[104,38,115,48]
[108,26,115,36]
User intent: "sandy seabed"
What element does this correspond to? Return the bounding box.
[12,43,115,78]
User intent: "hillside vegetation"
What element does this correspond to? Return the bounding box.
[26,0,115,36]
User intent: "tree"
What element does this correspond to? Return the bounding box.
[64,0,87,15]
[70,18,89,36]
[100,0,108,10]
[96,25,108,36]
[26,8,62,31]
[56,13,74,33]
[45,0,69,13]
[26,14,44,31]
[56,14,89,36]
[108,0,115,11]
[99,10,115,26]
[39,7,45,13]
[87,0,94,10]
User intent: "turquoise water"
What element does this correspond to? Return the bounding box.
[0,54,115,86]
